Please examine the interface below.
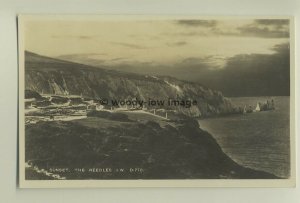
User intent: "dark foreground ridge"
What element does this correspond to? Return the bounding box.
[25,112,278,180]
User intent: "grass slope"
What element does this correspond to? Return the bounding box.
[25,112,277,180]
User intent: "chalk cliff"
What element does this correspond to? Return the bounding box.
[25,51,234,118]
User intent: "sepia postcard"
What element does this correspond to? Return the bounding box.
[18,15,295,188]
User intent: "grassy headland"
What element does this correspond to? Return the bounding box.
[25,111,277,180]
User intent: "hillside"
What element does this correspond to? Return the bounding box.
[25,114,277,179]
[24,51,235,118]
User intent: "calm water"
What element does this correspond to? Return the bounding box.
[199,96,290,178]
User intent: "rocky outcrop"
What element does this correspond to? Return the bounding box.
[25,51,235,118]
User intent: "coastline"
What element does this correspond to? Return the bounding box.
[199,96,290,178]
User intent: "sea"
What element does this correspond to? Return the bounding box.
[199,96,290,178]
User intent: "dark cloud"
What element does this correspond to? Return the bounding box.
[255,19,289,26]
[238,26,289,38]
[216,44,289,96]
[237,19,289,38]
[176,20,217,27]
[174,19,289,38]
[174,43,290,96]
[272,43,290,53]
[56,41,290,97]
[102,43,290,97]
[209,27,239,36]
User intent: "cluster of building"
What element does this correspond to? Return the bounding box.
[25,94,151,116]
[25,94,106,115]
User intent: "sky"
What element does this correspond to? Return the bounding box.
[24,18,290,96]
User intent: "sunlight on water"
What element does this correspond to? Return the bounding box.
[199,96,290,178]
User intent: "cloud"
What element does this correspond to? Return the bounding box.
[166,41,187,47]
[57,53,107,66]
[105,43,289,97]
[111,42,150,49]
[78,36,93,39]
[55,40,289,97]
[179,55,227,69]
[110,57,128,61]
[272,42,290,53]
[237,19,289,38]
[57,53,134,67]
[51,35,95,40]
[160,43,289,96]
[58,53,107,58]
[186,43,290,96]
[174,19,289,38]
[255,19,289,27]
[176,20,217,27]
[238,26,289,38]
[217,44,289,96]
[162,31,208,37]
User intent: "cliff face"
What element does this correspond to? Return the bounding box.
[25,51,234,117]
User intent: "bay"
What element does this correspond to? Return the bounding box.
[199,96,290,178]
